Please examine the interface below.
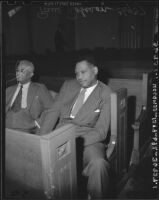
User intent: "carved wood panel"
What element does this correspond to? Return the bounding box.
[40,124,77,199]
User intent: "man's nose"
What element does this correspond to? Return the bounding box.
[77,73,83,80]
[16,71,22,75]
[16,71,24,78]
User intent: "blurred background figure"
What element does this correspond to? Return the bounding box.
[54,24,67,53]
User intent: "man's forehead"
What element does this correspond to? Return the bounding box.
[75,61,93,71]
[17,64,31,70]
[77,60,92,67]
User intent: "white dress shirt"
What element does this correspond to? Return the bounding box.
[10,82,40,128]
[70,81,98,118]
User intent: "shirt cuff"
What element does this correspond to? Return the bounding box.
[35,120,40,128]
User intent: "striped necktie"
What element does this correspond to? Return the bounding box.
[11,85,23,112]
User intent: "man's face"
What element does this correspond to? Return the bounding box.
[16,64,33,84]
[75,61,98,88]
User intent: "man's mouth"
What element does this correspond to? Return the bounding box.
[17,76,23,80]
[79,80,86,84]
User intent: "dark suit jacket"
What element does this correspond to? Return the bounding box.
[6,82,54,132]
[40,79,112,146]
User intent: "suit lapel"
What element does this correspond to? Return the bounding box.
[65,86,81,117]
[27,83,38,110]
[74,83,101,121]
[6,85,17,112]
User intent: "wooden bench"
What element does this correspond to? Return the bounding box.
[5,88,127,199]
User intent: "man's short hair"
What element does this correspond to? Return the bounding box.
[16,60,35,72]
[76,54,97,67]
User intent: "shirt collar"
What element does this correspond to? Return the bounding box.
[81,80,98,91]
[18,81,31,88]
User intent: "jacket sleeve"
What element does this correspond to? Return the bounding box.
[39,84,55,108]
[75,91,111,146]
[6,87,11,106]
[6,86,14,113]
[35,84,54,126]
[38,81,68,135]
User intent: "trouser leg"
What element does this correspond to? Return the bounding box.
[82,143,110,199]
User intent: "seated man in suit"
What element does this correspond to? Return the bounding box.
[39,55,112,199]
[6,60,54,133]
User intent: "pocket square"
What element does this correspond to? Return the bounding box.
[94,109,100,113]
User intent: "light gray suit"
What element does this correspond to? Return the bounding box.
[6,82,54,132]
[40,79,112,198]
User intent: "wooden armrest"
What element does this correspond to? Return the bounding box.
[132,105,147,131]
[136,105,147,122]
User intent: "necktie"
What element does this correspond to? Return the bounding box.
[71,88,86,117]
[11,85,23,112]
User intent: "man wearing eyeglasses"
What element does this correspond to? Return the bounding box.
[6,60,54,133]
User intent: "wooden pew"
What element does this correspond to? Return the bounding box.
[5,88,128,199]
[5,124,77,199]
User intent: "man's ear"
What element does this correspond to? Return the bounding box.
[93,66,98,75]
[30,72,34,78]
